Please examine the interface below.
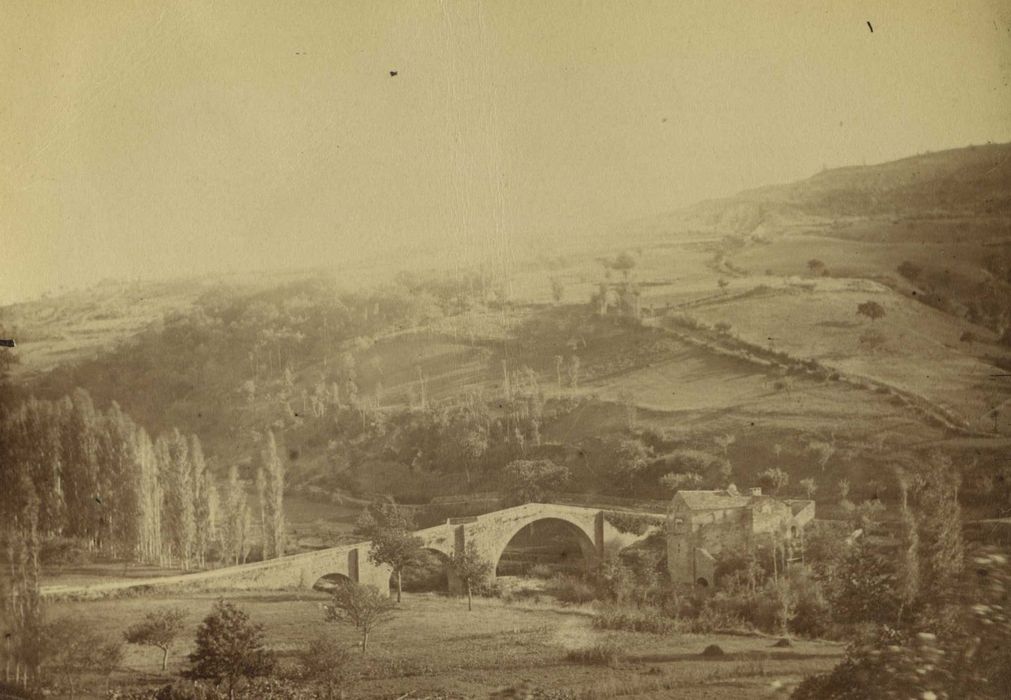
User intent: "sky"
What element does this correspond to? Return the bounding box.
[2,0,1010,304]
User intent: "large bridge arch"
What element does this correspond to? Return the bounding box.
[444,506,603,578]
[491,516,599,575]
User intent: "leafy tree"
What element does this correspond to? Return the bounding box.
[659,471,703,494]
[836,478,851,505]
[503,459,570,505]
[549,277,565,303]
[713,433,736,457]
[353,503,415,539]
[610,252,637,279]
[807,259,828,276]
[856,300,886,322]
[896,260,921,281]
[914,454,964,604]
[124,607,187,671]
[368,527,423,604]
[894,474,919,626]
[295,634,350,700]
[611,438,652,495]
[830,538,899,624]
[567,355,580,388]
[654,449,730,489]
[448,542,493,611]
[799,477,817,499]
[757,467,789,495]
[807,438,835,472]
[324,583,396,653]
[187,600,275,700]
[41,617,123,700]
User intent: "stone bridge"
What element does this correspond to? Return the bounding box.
[41,503,664,599]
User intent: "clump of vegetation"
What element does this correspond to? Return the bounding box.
[294,634,350,700]
[565,642,622,666]
[41,617,124,700]
[547,574,597,604]
[856,300,886,322]
[700,644,725,657]
[186,601,275,700]
[592,606,679,635]
[503,459,570,506]
[603,511,658,535]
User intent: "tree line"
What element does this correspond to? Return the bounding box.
[0,388,287,686]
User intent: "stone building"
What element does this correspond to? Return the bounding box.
[666,486,815,587]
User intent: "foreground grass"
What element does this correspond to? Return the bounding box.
[50,590,842,698]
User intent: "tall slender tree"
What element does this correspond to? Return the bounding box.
[256,432,286,559]
[158,430,196,568]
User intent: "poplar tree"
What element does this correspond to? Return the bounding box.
[135,427,162,563]
[158,430,196,568]
[256,433,286,559]
[61,390,101,545]
[190,435,213,567]
[221,465,247,565]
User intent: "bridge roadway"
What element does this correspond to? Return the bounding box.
[40,503,664,598]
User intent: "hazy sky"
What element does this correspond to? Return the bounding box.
[2,0,1010,304]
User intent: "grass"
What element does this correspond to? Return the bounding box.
[47,590,843,699]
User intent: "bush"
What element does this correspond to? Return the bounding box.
[528,564,555,579]
[700,644,725,657]
[356,655,435,679]
[548,575,597,604]
[565,642,622,666]
[146,678,317,699]
[592,605,679,634]
[40,537,93,567]
[603,511,657,535]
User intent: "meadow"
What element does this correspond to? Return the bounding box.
[49,590,843,699]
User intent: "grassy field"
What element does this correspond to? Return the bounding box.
[50,590,843,699]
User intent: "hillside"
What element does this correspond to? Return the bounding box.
[3,144,1011,527]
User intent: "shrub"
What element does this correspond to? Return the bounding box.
[565,642,622,666]
[592,605,679,634]
[700,644,725,657]
[548,575,597,604]
[529,564,555,579]
[40,537,93,567]
[186,601,275,699]
[603,511,657,535]
[356,655,435,679]
[294,635,350,699]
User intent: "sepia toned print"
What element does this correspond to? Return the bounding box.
[2,1,1010,698]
